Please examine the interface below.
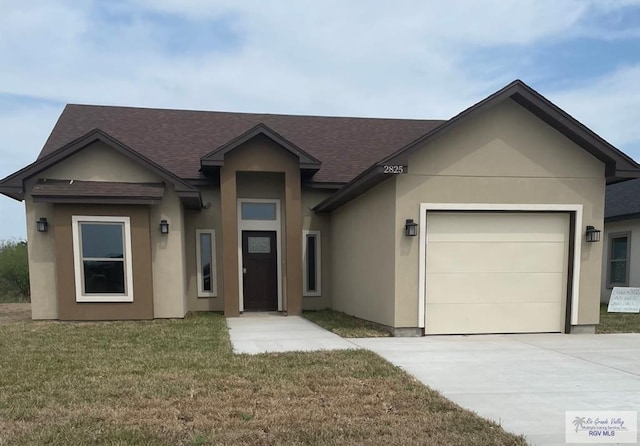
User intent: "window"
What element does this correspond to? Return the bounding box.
[241,202,276,220]
[196,230,217,297]
[302,231,321,296]
[72,216,133,302]
[608,233,630,287]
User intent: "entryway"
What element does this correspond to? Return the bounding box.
[242,230,278,311]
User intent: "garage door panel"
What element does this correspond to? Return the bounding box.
[426,241,567,273]
[426,272,564,304]
[426,303,564,334]
[427,212,569,243]
[425,211,569,334]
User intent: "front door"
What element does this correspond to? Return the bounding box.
[242,230,278,311]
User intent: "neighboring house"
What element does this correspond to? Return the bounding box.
[601,178,640,303]
[1,80,638,335]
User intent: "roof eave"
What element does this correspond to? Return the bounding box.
[313,165,388,213]
[316,80,640,213]
[0,185,24,201]
[0,128,203,208]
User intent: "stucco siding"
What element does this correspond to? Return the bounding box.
[331,179,396,327]
[41,141,159,183]
[184,186,224,312]
[149,185,188,318]
[24,140,188,319]
[601,218,640,303]
[220,137,303,316]
[24,193,57,319]
[395,99,605,328]
[302,189,333,310]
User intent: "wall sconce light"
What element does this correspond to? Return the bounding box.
[159,219,169,234]
[404,219,418,237]
[36,217,48,233]
[585,225,601,243]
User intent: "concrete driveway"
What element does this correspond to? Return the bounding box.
[352,334,640,446]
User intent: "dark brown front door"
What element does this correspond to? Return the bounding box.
[242,231,278,311]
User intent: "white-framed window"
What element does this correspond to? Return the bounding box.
[196,229,217,297]
[240,201,277,220]
[302,230,321,296]
[72,216,134,302]
[608,232,630,288]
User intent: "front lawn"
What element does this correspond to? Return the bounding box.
[0,313,526,445]
[303,309,391,338]
[597,303,640,333]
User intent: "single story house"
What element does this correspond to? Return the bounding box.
[2,80,638,335]
[601,178,640,302]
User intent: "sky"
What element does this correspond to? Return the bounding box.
[1,0,640,240]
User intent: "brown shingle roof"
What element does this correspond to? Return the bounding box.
[40,106,445,183]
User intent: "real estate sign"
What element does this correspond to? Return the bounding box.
[607,287,640,313]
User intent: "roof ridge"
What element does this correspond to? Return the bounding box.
[63,103,446,122]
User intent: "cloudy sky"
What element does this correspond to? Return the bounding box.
[1,0,640,240]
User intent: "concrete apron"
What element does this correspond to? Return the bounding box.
[352,334,640,446]
[226,313,358,354]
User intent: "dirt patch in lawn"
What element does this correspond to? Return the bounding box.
[0,303,30,324]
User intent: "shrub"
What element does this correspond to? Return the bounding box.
[0,240,30,302]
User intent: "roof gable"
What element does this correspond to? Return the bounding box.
[0,129,202,208]
[200,123,322,172]
[315,79,640,213]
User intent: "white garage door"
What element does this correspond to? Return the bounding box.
[425,212,569,334]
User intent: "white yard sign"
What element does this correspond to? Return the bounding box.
[607,287,640,313]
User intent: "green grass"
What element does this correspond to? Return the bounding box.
[0,312,526,445]
[0,240,29,303]
[303,309,392,338]
[0,293,27,303]
[597,303,640,333]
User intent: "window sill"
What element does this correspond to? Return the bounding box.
[76,295,133,303]
[197,294,218,299]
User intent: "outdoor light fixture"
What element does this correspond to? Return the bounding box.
[159,219,169,235]
[585,225,601,243]
[36,217,48,233]
[404,219,418,237]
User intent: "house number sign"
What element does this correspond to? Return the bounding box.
[382,165,407,174]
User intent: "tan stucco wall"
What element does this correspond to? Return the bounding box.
[395,99,606,328]
[23,141,188,319]
[42,141,159,183]
[149,185,188,318]
[601,219,640,302]
[220,136,302,316]
[330,179,396,327]
[24,191,56,319]
[302,189,333,310]
[184,186,224,312]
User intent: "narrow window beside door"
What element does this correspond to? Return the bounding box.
[608,233,630,287]
[196,230,217,297]
[302,231,321,296]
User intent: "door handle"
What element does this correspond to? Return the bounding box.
[242,268,247,274]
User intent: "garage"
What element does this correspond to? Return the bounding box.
[425,212,570,334]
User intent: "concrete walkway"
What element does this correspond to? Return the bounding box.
[226,313,358,354]
[352,334,640,446]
